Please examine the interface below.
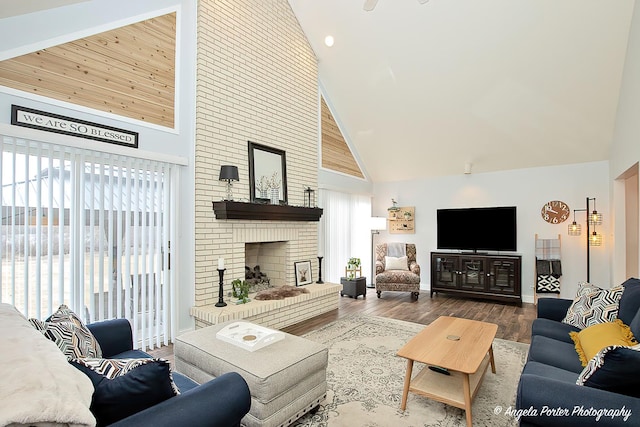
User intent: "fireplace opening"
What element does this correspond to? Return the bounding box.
[244,241,287,287]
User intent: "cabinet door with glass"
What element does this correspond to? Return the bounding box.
[459,257,486,292]
[431,255,459,290]
[486,258,520,295]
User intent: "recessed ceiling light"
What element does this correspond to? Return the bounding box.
[324,35,334,47]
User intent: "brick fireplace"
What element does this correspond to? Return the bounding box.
[191,0,341,329]
[190,220,341,329]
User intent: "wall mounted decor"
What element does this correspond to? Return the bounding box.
[540,200,570,224]
[388,206,415,234]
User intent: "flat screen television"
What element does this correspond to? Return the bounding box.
[436,206,517,252]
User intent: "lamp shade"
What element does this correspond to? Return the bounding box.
[219,165,239,181]
[588,211,603,225]
[568,221,581,236]
[370,216,387,231]
[589,231,603,246]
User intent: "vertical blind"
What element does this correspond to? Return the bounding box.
[0,134,177,350]
[318,189,371,283]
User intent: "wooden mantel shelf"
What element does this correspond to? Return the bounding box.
[212,201,323,221]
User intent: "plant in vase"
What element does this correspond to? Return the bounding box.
[257,176,270,199]
[268,172,280,205]
[403,211,412,220]
[231,279,251,304]
[346,257,361,280]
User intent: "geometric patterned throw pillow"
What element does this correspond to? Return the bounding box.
[562,283,624,329]
[29,304,102,359]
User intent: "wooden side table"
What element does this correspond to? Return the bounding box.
[340,277,367,299]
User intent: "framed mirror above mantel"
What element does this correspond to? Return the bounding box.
[248,141,288,205]
[213,201,322,221]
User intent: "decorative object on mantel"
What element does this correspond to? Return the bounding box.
[255,171,281,204]
[388,206,415,234]
[248,141,288,205]
[254,285,310,300]
[215,257,227,307]
[219,165,239,201]
[212,201,323,221]
[231,279,251,304]
[316,256,324,284]
[345,257,361,280]
[294,260,313,286]
[304,187,316,208]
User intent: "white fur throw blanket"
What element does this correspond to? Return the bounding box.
[0,303,96,427]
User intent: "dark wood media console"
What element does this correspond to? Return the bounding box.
[430,252,522,305]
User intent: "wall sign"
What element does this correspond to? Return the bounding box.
[11,105,138,148]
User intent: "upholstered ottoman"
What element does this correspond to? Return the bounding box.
[174,321,328,427]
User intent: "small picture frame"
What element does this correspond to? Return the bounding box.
[294,260,313,286]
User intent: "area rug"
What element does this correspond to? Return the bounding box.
[292,315,529,427]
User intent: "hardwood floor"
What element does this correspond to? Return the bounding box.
[281,288,536,343]
[149,288,536,361]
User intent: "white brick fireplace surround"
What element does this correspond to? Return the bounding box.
[191,0,337,329]
[191,224,341,329]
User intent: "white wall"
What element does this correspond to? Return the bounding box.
[610,0,640,284]
[373,161,611,303]
[0,0,198,333]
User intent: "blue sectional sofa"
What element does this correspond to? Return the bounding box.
[516,278,640,426]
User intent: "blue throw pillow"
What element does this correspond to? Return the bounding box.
[618,278,640,330]
[69,358,179,426]
[576,343,640,398]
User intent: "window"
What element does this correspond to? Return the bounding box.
[1,134,177,350]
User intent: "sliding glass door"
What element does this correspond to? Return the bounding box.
[1,134,177,350]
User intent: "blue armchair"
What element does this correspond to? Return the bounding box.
[87,319,251,427]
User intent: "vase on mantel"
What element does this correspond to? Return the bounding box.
[270,188,280,205]
[260,189,268,199]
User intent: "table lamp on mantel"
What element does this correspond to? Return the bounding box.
[219,165,239,201]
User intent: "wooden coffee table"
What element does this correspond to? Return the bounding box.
[397,316,498,427]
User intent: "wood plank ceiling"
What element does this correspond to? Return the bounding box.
[0,13,176,128]
[321,96,363,179]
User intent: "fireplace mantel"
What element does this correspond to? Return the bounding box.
[212,201,323,221]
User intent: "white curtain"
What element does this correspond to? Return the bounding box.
[318,189,371,284]
[0,134,178,350]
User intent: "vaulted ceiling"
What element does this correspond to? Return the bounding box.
[1,1,635,183]
[289,0,635,182]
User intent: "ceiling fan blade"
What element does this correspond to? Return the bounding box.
[363,0,378,11]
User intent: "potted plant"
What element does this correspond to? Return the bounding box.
[346,257,361,280]
[404,211,412,220]
[231,279,251,304]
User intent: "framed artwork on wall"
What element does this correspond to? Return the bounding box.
[294,260,313,286]
[248,141,288,205]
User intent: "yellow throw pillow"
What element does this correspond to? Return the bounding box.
[570,319,638,366]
